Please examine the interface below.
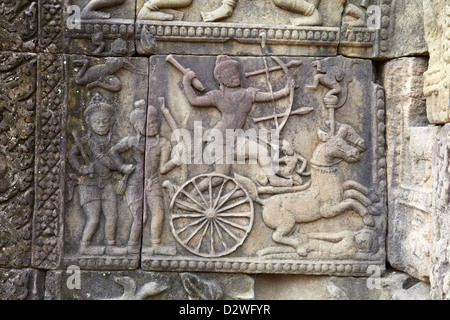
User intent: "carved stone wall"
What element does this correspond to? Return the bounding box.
[0,0,447,301]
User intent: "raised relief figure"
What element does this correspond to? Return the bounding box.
[68,93,121,255]
[111,101,183,255]
[202,0,322,25]
[81,0,125,19]
[138,0,193,20]
[181,55,295,187]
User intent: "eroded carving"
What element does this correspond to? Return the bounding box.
[68,93,122,255]
[0,52,36,268]
[143,55,386,276]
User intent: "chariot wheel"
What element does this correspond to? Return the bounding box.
[169,173,254,258]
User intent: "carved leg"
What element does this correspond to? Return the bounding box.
[324,198,375,227]
[344,4,366,27]
[147,193,176,255]
[273,0,323,26]
[86,76,122,92]
[138,0,192,20]
[343,189,372,207]
[80,201,105,255]
[127,199,143,254]
[201,0,237,22]
[81,0,125,19]
[73,59,90,85]
[268,214,307,256]
[306,75,321,90]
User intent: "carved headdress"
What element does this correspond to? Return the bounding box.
[84,92,115,118]
[214,55,241,84]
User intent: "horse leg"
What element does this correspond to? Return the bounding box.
[270,214,307,256]
[344,180,380,203]
[324,199,375,227]
[343,189,372,207]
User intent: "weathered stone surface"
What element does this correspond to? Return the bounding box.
[136,0,344,56]
[45,269,254,300]
[423,0,450,124]
[0,268,46,300]
[430,124,450,300]
[382,57,436,282]
[141,54,386,276]
[254,269,431,300]
[0,51,36,268]
[62,55,149,270]
[0,1,37,52]
[340,0,427,59]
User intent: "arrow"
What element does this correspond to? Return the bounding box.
[253,107,314,124]
[245,60,303,78]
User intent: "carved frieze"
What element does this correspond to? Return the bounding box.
[45,269,254,299]
[142,54,386,276]
[135,0,344,56]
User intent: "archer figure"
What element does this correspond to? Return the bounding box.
[181,55,296,187]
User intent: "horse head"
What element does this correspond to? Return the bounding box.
[312,122,366,166]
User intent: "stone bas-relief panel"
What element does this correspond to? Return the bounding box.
[45,269,254,300]
[32,54,149,270]
[135,0,345,56]
[63,55,149,270]
[142,54,387,276]
[0,52,36,268]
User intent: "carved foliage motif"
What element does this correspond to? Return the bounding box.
[0,0,38,51]
[0,52,36,268]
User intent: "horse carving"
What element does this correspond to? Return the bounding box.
[237,122,381,257]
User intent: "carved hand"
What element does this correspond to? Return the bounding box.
[183,69,197,84]
[120,164,135,174]
[80,164,94,176]
[171,143,187,166]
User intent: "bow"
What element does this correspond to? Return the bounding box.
[270,56,295,135]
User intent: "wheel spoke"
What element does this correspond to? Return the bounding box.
[216,198,249,214]
[177,216,207,234]
[213,179,227,209]
[215,219,240,242]
[172,213,205,219]
[208,176,213,208]
[184,219,208,243]
[174,199,205,213]
[217,217,249,231]
[210,220,215,256]
[213,220,228,250]
[192,179,209,208]
[217,212,252,218]
[195,220,210,252]
[180,189,207,211]
[215,185,239,210]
